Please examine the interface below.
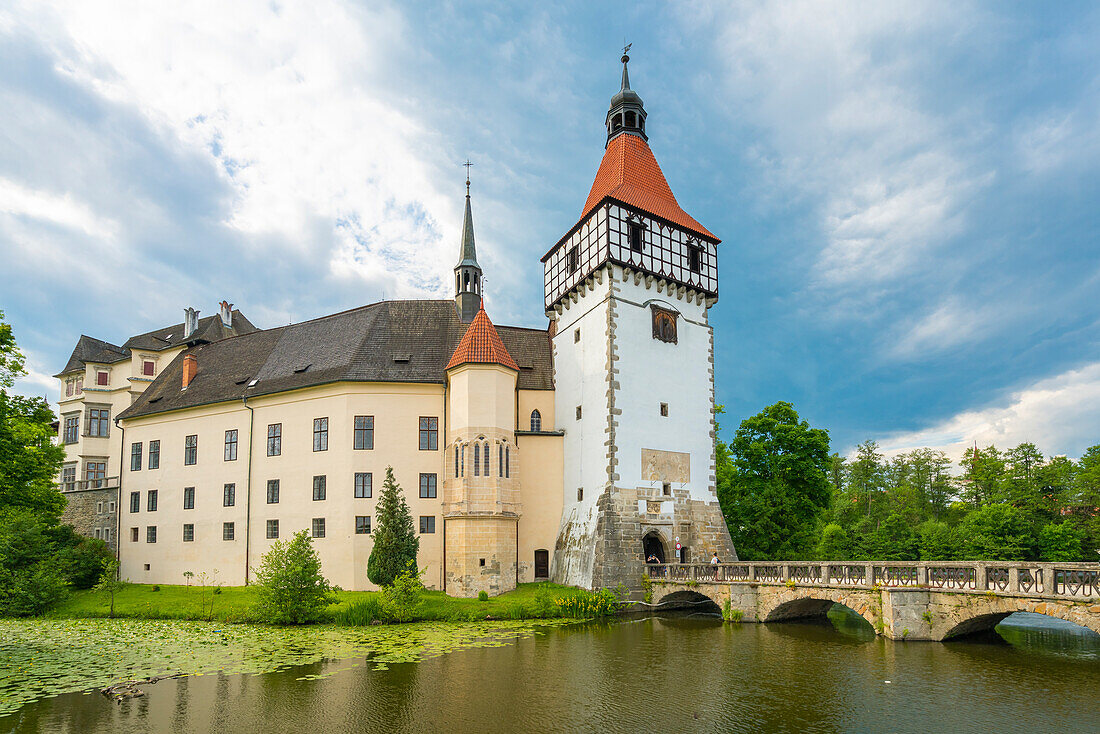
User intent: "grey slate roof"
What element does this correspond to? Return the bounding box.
[455,190,479,269]
[119,300,554,421]
[57,336,129,375]
[122,311,257,351]
[56,311,258,377]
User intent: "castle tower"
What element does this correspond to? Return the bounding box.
[443,302,522,597]
[454,170,483,323]
[544,51,737,590]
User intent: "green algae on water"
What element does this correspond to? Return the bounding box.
[0,618,570,716]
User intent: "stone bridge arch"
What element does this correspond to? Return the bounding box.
[758,587,878,631]
[652,588,723,613]
[934,596,1100,640]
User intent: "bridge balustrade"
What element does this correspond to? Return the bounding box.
[643,560,1100,600]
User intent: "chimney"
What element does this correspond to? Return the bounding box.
[219,301,233,329]
[183,307,200,339]
[182,353,198,389]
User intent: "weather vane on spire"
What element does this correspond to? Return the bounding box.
[463,159,473,194]
[622,42,631,58]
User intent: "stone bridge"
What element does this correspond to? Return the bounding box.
[644,561,1100,641]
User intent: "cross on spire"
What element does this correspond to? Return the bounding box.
[463,159,473,194]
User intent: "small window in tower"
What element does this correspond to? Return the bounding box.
[575,405,582,420]
[662,482,671,496]
[577,488,583,502]
[574,328,580,343]
[625,111,636,128]
[612,114,623,132]
[479,558,486,567]
[689,245,701,273]
[629,221,643,253]
[660,403,669,417]
[568,246,578,272]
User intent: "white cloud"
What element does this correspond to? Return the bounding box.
[11,0,462,300]
[877,361,1100,461]
[0,176,117,240]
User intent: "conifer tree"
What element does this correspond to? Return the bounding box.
[367,466,419,586]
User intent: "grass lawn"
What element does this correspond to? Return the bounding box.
[47,582,588,625]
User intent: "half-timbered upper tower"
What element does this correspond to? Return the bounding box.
[544,51,737,590]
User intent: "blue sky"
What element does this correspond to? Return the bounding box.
[2,1,1099,460]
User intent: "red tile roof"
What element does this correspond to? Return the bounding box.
[446,303,519,371]
[579,133,717,241]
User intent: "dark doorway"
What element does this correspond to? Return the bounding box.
[679,546,688,564]
[534,549,549,579]
[643,532,666,564]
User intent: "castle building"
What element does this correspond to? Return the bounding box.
[56,53,735,595]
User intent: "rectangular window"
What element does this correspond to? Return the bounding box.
[109,501,115,513]
[267,479,280,504]
[143,360,155,376]
[224,483,236,507]
[629,221,643,252]
[130,491,140,513]
[313,417,328,452]
[130,527,139,542]
[88,408,109,437]
[147,489,158,512]
[63,416,79,444]
[419,417,438,451]
[312,518,326,538]
[266,519,279,539]
[689,246,701,273]
[97,501,103,513]
[419,473,437,499]
[183,523,194,542]
[576,405,582,420]
[75,376,82,394]
[568,246,578,272]
[419,516,436,534]
[660,402,669,417]
[146,526,157,543]
[224,429,238,461]
[267,424,281,456]
[505,447,510,478]
[103,528,111,542]
[355,516,371,534]
[223,522,235,541]
[130,442,142,471]
[97,371,108,386]
[354,472,372,498]
[148,440,160,469]
[183,486,195,510]
[94,528,101,539]
[85,461,106,487]
[353,415,374,450]
[577,488,583,502]
[61,465,76,491]
[184,435,197,465]
[65,380,73,397]
[498,445,503,477]
[313,475,327,501]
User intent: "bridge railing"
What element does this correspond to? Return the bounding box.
[644,561,1100,599]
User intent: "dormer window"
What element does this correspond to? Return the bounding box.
[96,371,108,386]
[143,360,155,377]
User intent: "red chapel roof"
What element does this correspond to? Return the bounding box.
[446,303,519,372]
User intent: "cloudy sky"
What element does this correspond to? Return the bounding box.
[2,1,1099,461]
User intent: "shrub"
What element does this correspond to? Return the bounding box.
[533,583,559,618]
[1038,523,1084,561]
[252,530,337,624]
[51,527,112,589]
[478,590,489,602]
[334,596,384,626]
[382,562,424,623]
[151,585,160,592]
[0,510,68,616]
[556,588,623,619]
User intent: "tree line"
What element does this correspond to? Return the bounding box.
[717,402,1100,563]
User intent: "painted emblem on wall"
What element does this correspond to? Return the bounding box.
[641,448,690,483]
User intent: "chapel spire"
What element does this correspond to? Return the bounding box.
[606,45,647,146]
[454,161,483,323]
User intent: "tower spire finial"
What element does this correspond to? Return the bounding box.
[621,43,632,91]
[605,44,646,146]
[463,159,473,196]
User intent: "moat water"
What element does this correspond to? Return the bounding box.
[3,609,1098,733]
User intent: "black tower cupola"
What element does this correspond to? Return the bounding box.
[606,48,647,147]
[454,166,483,323]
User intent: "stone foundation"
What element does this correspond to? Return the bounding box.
[445,515,518,598]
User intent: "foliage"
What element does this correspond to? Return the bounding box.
[367,467,420,587]
[52,526,112,589]
[717,401,831,559]
[640,573,653,604]
[333,596,385,626]
[93,558,125,618]
[252,531,336,624]
[956,504,1035,560]
[478,590,489,602]
[556,588,623,618]
[0,509,69,616]
[1037,522,1083,561]
[381,562,424,623]
[815,523,850,560]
